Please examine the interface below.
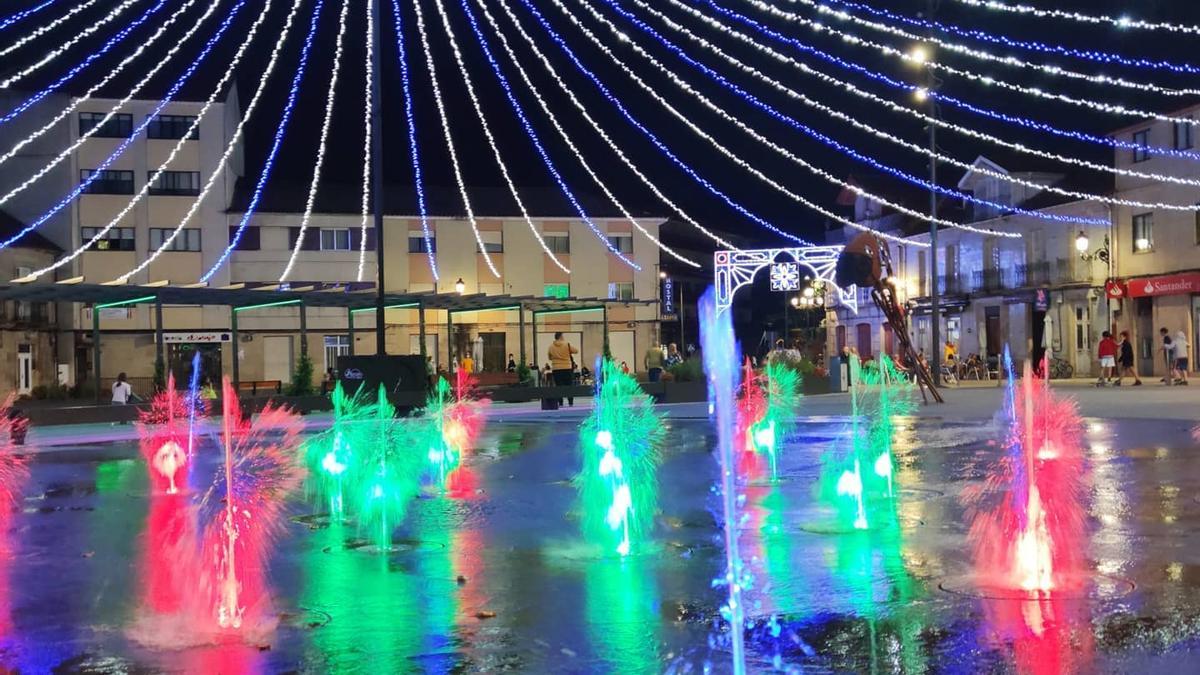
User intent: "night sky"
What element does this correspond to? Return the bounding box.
[4,0,1200,246]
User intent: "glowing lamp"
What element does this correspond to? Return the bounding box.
[1074,231,1089,253]
[455,278,466,294]
[790,296,799,308]
[913,87,929,102]
[803,286,815,298]
[909,45,928,64]
[1135,237,1150,251]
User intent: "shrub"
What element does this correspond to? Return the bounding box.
[516,362,533,386]
[287,353,315,396]
[667,359,703,383]
[30,385,47,400]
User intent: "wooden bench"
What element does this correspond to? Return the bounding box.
[237,380,282,395]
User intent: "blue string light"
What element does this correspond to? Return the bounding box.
[1,0,249,252]
[461,0,640,270]
[202,0,324,283]
[607,0,1105,227]
[825,0,1200,75]
[0,0,60,31]
[705,0,1200,163]
[390,0,437,281]
[0,0,171,125]
[516,0,812,246]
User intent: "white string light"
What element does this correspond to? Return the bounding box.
[951,0,1200,35]
[428,0,571,273]
[479,0,737,252]
[673,0,1200,192]
[412,0,501,279]
[451,0,696,268]
[116,0,307,283]
[0,0,140,89]
[0,0,64,33]
[544,0,929,246]
[355,0,372,282]
[566,0,1018,238]
[751,0,1200,127]
[790,0,1200,98]
[280,0,349,282]
[0,0,101,57]
[656,0,1200,210]
[0,0,206,169]
[0,0,226,208]
[24,0,280,282]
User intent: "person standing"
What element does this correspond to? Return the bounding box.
[1096,331,1118,386]
[548,331,579,406]
[1160,328,1176,384]
[1115,331,1141,386]
[644,343,664,382]
[461,353,475,375]
[111,372,133,404]
[1174,330,1190,385]
[665,343,683,369]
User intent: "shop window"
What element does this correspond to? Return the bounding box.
[1132,129,1151,162]
[544,234,569,253]
[81,226,135,251]
[408,234,435,252]
[608,282,634,301]
[607,234,633,254]
[79,112,132,138]
[149,228,200,251]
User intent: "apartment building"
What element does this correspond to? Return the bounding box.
[0,90,239,391]
[1109,104,1200,377]
[827,158,1114,378]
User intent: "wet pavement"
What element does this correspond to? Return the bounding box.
[4,410,1200,673]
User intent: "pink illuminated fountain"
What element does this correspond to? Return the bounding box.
[0,396,28,636]
[137,372,205,495]
[200,378,305,633]
[968,350,1088,595]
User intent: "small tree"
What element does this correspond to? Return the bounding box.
[288,353,315,396]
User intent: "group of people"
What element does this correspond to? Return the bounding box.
[1097,328,1189,387]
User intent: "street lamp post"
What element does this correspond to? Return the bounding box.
[1077,231,1113,332]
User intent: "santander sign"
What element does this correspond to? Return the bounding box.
[1127,272,1200,298]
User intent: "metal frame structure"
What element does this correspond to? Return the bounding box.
[713,247,857,315]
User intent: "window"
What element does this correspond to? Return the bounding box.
[544,234,569,253]
[544,283,569,299]
[81,226,135,251]
[323,335,351,375]
[148,171,200,196]
[477,230,503,253]
[408,234,436,253]
[607,234,633,254]
[1132,212,1154,252]
[149,228,200,251]
[147,114,198,140]
[1132,129,1151,162]
[320,228,351,251]
[230,226,260,251]
[1075,306,1088,351]
[1175,118,1194,150]
[79,112,132,138]
[608,282,634,300]
[81,169,134,194]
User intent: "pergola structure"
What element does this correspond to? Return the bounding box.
[0,281,654,401]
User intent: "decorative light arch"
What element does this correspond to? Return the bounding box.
[714,247,857,315]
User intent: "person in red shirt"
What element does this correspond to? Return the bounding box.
[1097,331,1118,387]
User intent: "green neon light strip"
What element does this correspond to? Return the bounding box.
[535,306,604,316]
[450,304,522,314]
[234,298,302,312]
[350,302,420,314]
[96,294,156,309]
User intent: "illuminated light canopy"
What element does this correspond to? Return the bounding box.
[389,0,438,281]
[951,0,1200,35]
[281,0,351,282]
[234,299,302,312]
[202,0,326,283]
[410,0,501,279]
[96,294,156,310]
[0,0,62,31]
[356,0,373,283]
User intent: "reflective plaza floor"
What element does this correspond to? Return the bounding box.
[6,408,1200,673]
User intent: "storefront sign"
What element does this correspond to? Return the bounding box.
[661,277,676,320]
[1033,288,1050,312]
[163,332,231,344]
[1105,278,1128,300]
[1126,272,1200,298]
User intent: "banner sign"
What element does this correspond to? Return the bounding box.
[661,277,676,319]
[1126,272,1200,298]
[163,332,231,344]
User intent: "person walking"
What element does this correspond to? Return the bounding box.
[644,343,664,382]
[548,331,579,406]
[1174,330,1190,385]
[1096,331,1118,386]
[1115,331,1142,386]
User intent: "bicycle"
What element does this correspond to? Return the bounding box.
[1047,357,1074,380]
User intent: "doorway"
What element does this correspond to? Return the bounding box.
[168,344,222,390]
[882,323,895,358]
[1136,297,1155,376]
[856,323,873,359]
[17,345,31,395]
[985,306,1002,358]
[480,332,506,372]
